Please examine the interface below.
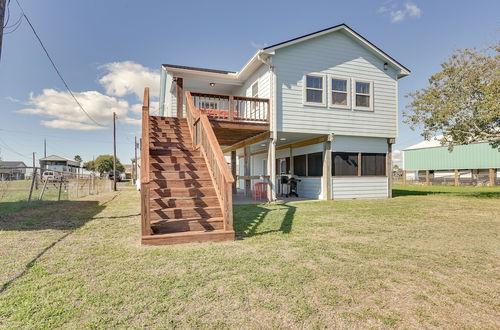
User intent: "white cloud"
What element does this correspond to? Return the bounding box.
[392,150,403,166]
[405,2,422,17]
[390,10,406,22]
[99,61,160,100]
[41,119,105,130]
[14,61,164,131]
[18,89,136,130]
[378,1,422,23]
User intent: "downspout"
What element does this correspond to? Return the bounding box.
[159,68,167,116]
[258,51,277,201]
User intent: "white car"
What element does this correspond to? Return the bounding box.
[42,171,61,181]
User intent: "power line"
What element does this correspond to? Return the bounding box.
[0,137,32,160]
[14,0,103,126]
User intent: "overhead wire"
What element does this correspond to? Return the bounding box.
[13,0,103,126]
[0,137,33,161]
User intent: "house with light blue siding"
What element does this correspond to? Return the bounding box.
[157,24,410,201]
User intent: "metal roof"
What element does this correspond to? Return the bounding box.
[0,161,27,167]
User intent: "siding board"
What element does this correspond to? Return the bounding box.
[273,29,398,137]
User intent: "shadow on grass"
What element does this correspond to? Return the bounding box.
[233,203,296,238]
[0,200,105,231]
[393,187,500,199]
[0,198,109,293]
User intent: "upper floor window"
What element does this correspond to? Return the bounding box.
[304,74,326,106]
[330,77,350,108]
[251,82,259,98]
[353,80,373,110]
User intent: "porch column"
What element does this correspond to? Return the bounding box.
[267,137,277,201]
[244,145,251,197]
[231,151,237,193]
[489,168,496,186]
[387,138,395,198]
[322,134,333,200]
[425,170,430,186]
[454,169,459,186]
[176,77,183,118]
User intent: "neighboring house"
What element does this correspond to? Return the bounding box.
[39,155,81,173]
[0,161,27,180]
[403,139,500,186]
[140,23,410,244]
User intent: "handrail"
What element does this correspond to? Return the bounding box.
[140,87,151,235]
[190,91,269,123]
[186,91,234,231]
[140,88,150,184]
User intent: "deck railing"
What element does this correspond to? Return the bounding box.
[186,91,235,231]
[140,88,152,236]
[191,92,269,123]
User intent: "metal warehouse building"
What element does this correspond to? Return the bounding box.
[402,140,500,186]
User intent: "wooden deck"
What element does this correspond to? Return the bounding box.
[190,92,270,146]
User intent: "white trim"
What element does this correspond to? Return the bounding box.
[303,73,327,107]
[328,75,351,109]
[352,79,374,111]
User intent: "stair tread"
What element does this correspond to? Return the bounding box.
[150,205,221,211]
[150,170,209,173]
[151,216,223,224]
[143,229,233,239]
[150,196,219,201]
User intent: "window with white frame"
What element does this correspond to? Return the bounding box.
[330,77,350,108]
[304,74,325,105]
[353,80,373,110]
[252,81,259,98]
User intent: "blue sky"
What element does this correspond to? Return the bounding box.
[1,0,499,166]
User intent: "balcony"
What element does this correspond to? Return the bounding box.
[188,92,270,145]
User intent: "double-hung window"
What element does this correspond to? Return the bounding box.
[251,82,259,98]
[353,80,373,110]
[304,74,326,106]
[330,77,350,108]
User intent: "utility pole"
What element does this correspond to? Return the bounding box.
[0,0,6,62]
[44,138,46,157]
[134,135,138,184]
[113,112,117,191]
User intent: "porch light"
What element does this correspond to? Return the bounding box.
[209,82,216,87]
[383,62,388,71]
[279,138,286,141]
[260,143,266,147]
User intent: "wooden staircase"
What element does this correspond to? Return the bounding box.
[140,89,235,245]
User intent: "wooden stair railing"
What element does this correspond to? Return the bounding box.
[185,91,235,232]
[140,87,152,235]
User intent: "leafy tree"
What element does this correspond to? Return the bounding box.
[83,160,95,172]
[74,155,82,162]
[404,45,500,149]
[93,155,125,176]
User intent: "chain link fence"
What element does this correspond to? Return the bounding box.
[393,169,498,186]
[0,167,112,210]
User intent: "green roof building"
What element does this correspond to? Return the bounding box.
[402,139,499,186]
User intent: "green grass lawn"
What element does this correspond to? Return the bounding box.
[0,185,499,328]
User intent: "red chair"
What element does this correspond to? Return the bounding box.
[252,182,267,201]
